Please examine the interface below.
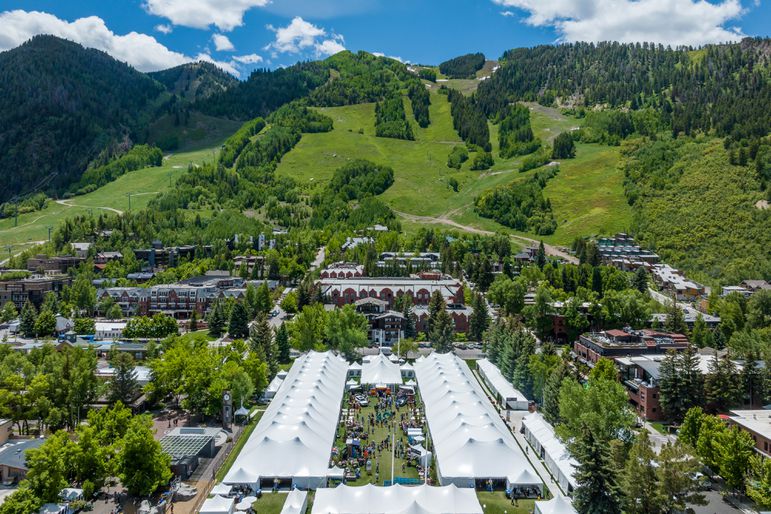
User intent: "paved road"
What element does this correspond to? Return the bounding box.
[393,210,578,264]
[311,246,325,271]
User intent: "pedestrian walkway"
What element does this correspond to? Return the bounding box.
[471,369,564,499]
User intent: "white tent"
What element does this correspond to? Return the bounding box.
[210,483,233,496]
[200,495,235,514]
[281,489,309,514]
[521,412,578,495]
[361,353,403,386]
[476,359,530,410]
[262,374,285,400]
[414,353,539,489]
[410,444,433,467]
[223,351,348,490]
[311,484,482,514]
[534,496,578,514]
[327,466,345,480]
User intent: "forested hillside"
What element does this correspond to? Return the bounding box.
[0,36,166,202]
[149,62,237,102]
[439,53,486,79]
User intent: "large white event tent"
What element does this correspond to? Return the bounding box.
[311,484,483,514]
[534,496,578,514]
[223,351,348,490]
[200,495,235,514]
[414,353,540,490]
[360,353,403,386]
[476,358,530,410]
[521,412,578,495]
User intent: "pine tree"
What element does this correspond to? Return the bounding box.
[664,296,686,333]
[109,352,139,404]
[704,353,741,413]
[401,297,417,340]
[632,267,648,293]
[0,301,18,323]
[33,308,56,338]
[679,346,705,414]
[690,314,708,347]
[188,310,198,332]
[742,352,765,408]
[536,240,546,269]
[275,323,291,364]
[468,292,490,341]
[250,314,277,376]
[542,362,568,425]
[427,290,446,334]
[591,267,603,296]
[430,308,454,353]
[207,301,226,337]
[19,300,37,338]
[256,282,273,314]
[658,350,684,422]
[621,430,661,514]
[573,425,622,514]
[228,302,250,339]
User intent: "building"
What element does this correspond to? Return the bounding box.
[94,251,123,265]
[70,243,92,258]
[0,438,45,483]
[97,283,246,319]
[615,352,757,421]
[133,244,211,269]
[354,298,405,346]
[574,329,689,365]
[342,237,373,251]
[160,426,222,479]
[378,252,442,271]
[650,307,720,330]
[0,276,70,310]
[742,280,771,294]
[0,420,12,447]
[596,233,659,270]
[728,410,771,457]
[320,274,464,309]
[320,262,365,279]
[651,264,705,301]
[413,304,472,335]
[94,321,127,340]
[476,359,530,410]
[26,255,85,274]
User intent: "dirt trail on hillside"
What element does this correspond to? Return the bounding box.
[394,209,578,263]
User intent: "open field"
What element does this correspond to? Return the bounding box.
[437,60,499,95]
[0,145,220,251]
[276,90,632,246]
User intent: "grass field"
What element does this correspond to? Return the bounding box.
[275,89,632,246]
[334,392,423,486]
[477,492,536,514]
[0,145,220,252]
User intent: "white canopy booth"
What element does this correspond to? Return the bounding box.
[521,412,578,495]
[414,353,541,493]
[280,489,309,514]
[200,495,235,514]
[361,353,403,386]
[311,484,483,514]
[534,496,578,514]
[476,358,530,410]
[223,351,348,490]
[209,483,233,496]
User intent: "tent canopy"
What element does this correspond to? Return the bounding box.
[414,353,539,487]
[281,489,309,514]
[534,496,578,514]
[210,483,233,496]
[223,351,348,487]
[200,495,235,514]
[361,353,403,385]
[311,484,482,514]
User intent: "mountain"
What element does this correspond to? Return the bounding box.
[148,61,238,102]
[0,35,165,203]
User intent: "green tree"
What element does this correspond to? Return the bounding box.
[704,353,742,413]
[0,485,42,514]
[632,267,648,293]
[427,290,446,334]
[487,276,526,316]
[74,317,95,335]
[746,289,771,329]
[69,275,96,314]
[679,407,704,449]
[656,441,706,512]
[109,352,139,405]
[281,291,298,314]
[275,323,291,363]
[659,347,704,422]
[717,426,755,491]
[0,301,18,323]
[664,296,686,333]
[621,430,661,514]
[250,314,277,376]
[542,361,568,425]
[208,300,227,337]
[290,303,327,352]
[747,454,771,509]
[525,283,553,340]
[430,308,455,353]
[589,357,618,383]
[468,292,489,341]
[19,300,37,338]
[696,414,727,472]
[558,377,634,445]
[536,241,546,269]
[552,131,576,159]
[256,282,273,315]
[106,303,124,320]
[117,415,171,496]
[572,425,622,514]
[228,302,250,339]
[33,309,56,338]
[324,305,368,360]
[25,430,72,502]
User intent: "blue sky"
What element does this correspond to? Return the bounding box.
[0,0,768,77]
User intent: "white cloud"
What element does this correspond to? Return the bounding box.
[266,16,346,57]
[233,53,264,64]
[0,10,190,72]
[212,33,235,51]
[0,10,251,77]
[500,10,515,17]
[155,23,173,34]
[195,52,240,76]
[143,0,269,31]
[492,0,746,46]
